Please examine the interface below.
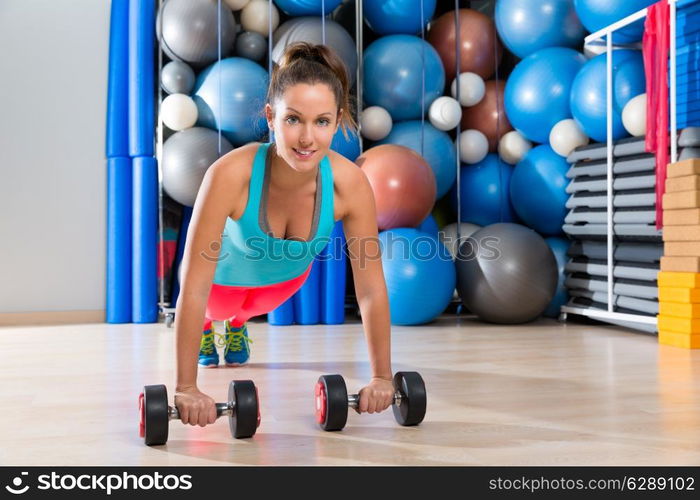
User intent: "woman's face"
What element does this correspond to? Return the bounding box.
[266,82,341,173]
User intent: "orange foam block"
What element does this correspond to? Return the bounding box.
[659,301,700,318]
[658,286,700,303]
[657,315,700,334]
[657,271,700,288]
[658,330,700,349]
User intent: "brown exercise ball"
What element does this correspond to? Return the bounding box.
[355,145,436,231]
[460,80,513,151]
[427,9,503,82]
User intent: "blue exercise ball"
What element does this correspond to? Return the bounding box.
[331,127,361,161]
[363,35,445,121]
[543,236,571,318]
[416,214,440,237]
[504,47,586,143]
[495,0,586,59]
[274,0,343,16]
[379,228,456,325]
[510,145,569,236]
[363,0,437,35]
[193,57,269,146]
[450,154,516,226]
[574,0,657,43]
[377,120,456,199]
[570,49,646,143]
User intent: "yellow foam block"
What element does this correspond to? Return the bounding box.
[657,315,700,334]
[658,330,700,349]
[657,271,700,288]
[658,286,700,303]
[659,301,700,318]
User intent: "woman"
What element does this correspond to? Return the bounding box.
[173,42,395,428]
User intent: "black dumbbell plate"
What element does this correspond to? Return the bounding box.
[392,372,426,426]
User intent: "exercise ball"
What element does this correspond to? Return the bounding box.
[416,214,440,237]
[498,130,532,165]
[461,80,512,151]
[225,0,250,9]
[574,0,657,43]
[356,145,436,230]
[549,118,589,157]
[274,0,342,16]
[272,17,357,86]
[457,129,489,164]
[622,93,646,137]
[161,94,199,131]
[241,0,279,37]
[236,31,267,61]
[451,72,486,107]
[162,127,234,207]
[331,127,361,161]
[377,120,456,198]
[570,49,646,142]
[363,0,436,35]
[456,223,558,323]
[543,236,571,318]
[157,0,237,66]
[161,61,195,95]
[495,0,586,59]
[429,96,462,131]
[509,145,569,236]
[450,154,516,226]
[363,35,445,121]
[440,222,481,259]
[379,228,456,325]
[504,47,586,143]
[428,9,502,82]
[360,106,393,141]
[193,57,269,146]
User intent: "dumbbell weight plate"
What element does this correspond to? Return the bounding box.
[228,380,259,439]
[315,374,349,431]
[392,372,426,426]
[142,384,170,446]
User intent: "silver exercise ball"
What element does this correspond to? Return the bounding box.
[161,61,196,95]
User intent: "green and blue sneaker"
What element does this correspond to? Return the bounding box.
[224,321,252,366]
[198,325,220,368]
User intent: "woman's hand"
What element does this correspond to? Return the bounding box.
[174,386,218,427]
[357,377,395,414]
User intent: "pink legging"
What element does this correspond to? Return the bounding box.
[203,265,311,329]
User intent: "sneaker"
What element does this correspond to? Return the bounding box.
[198,325,220,368]
[223,321,252,366]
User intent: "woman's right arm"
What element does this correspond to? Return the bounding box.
[172,151,246,426]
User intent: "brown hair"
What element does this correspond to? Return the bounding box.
[267,42,357,135]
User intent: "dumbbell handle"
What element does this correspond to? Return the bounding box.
[168,402,235,420]
[347,391,402,409]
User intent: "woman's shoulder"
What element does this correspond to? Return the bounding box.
[216,142,261,178]
[204,142,262,219]
[327,148,371,219]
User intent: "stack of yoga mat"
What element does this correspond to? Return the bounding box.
[658,157,700,348]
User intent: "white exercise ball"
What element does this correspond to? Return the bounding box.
[450,72,486,107]
[457,129,489,164]
[428,96,462,131]
[439,222,481,260]
[360,106,392,141]
[224,0,250,10]
[161,93,198,131]
[498,130,532,164]
[241,0,279,37]
[549,118,589,157]
[622,93,646,137]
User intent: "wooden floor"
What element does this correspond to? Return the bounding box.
[1,315,699,466]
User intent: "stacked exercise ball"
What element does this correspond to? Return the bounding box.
[574,0,658,43]
[363,0,436,36]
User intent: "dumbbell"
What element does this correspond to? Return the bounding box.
[138,380,260,446]
[314,371,426,431]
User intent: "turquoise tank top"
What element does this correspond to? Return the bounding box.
[212,143,335,287]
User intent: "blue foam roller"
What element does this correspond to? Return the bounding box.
[128,0,155,157]
[132,156,158,323]
[267,297,295,325]
[106,0,129,158]
[107,157,132,323]
[293,259,321,325]
[169,206,192,307]
[320,221,346,324]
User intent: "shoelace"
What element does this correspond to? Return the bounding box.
[224,325,252,355]
[200,329,217,355]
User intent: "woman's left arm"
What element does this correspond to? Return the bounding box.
[341,166,395,413]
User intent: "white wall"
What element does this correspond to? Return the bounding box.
[0,1,110,314]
